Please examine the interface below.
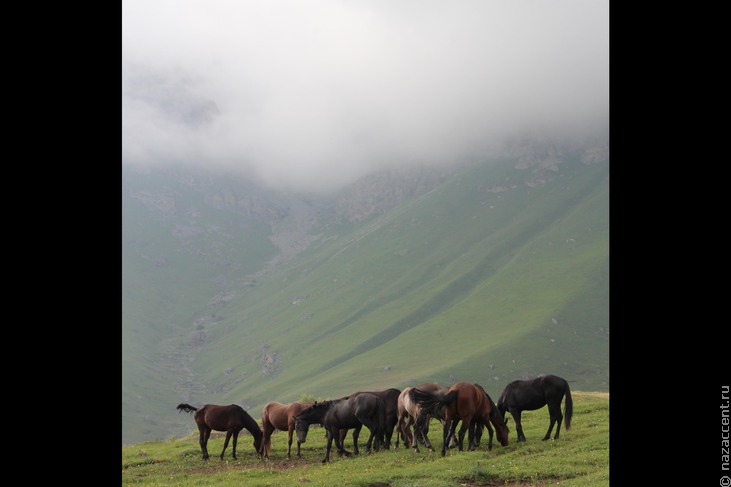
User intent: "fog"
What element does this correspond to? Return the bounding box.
[122,0,608,193]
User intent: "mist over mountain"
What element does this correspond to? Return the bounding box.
[122,135,608,445]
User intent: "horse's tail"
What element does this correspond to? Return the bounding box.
[177,403,198,414]
[260,403,270,428]
[377,398,387,447]
[563,381,573,430]
[409,388,458,419]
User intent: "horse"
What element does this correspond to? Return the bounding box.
[471,383,510,451]
[336,388,400,450]
[396,383,451,452]
[411,382,509,456]
[294,394,386,463]
[496,374,573,442]
[258,401,315,460]
[176,403,263,460]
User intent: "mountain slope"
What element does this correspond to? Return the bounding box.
[122,150,608,444]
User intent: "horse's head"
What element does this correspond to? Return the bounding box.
[491,409,510,446]
[496,421,509,446]
[252,431,263,452]
[293,415,311,444]
[294,401,329,443]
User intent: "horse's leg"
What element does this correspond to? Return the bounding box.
[338,428,347,452]
[199,426,211,460]
[287,425,297,459]
[458,420,470,451]
[323,430,333,463]
[511,409,526,442]
[441,419,452,457]
[409,415,421,452]
[485,420,494,451]
[465,419,476,451]
[394,412,403,449]
[352,424,362,455]
[545,400,563,440]
[474,420,483,447]
[359,418,378,453]
[414,416,426,451]
[447,419,459,452]
[220,431,232,460]
[416,414,433,451]
[405,416,415,448]
[383,418,392,450]
[445,420,457,449]
[231,430,239,460]
[261,423,272,459]
[334,427,352,457]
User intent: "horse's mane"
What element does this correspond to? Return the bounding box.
[240,407,263,439]
[303,400,337,414]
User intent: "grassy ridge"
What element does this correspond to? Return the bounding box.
[122,156,609,444]
[122,392,608,486]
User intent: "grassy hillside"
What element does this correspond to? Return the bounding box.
[122,155,609,445]
[122,391,609,486]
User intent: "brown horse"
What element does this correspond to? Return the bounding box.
[472,383,510,451]
[177,403,263,460]
[396,383,451,452]
[336,388,400,450]
[411,382,509,456]
[258,401,314,459]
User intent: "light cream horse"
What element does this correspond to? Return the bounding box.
[395,383,455,452]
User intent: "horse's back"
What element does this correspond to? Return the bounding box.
[331,394,381,426]
[500,375,569,411]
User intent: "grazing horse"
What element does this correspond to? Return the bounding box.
[336,388,400,450]
[471,383,510,451]
[258,401,315,459]
[294,394,386,463]
[176,403,263,460]
[396,383,451,452]
[411,382,509,456]
[496,374,573,442]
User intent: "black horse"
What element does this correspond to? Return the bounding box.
[336,388,400,450]
[294,394,386,463]
[496,374,573,442]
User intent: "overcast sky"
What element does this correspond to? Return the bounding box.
[122,0,608,193]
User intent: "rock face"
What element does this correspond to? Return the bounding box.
[333,166,452,223]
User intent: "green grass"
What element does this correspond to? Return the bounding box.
[122,392,608,486]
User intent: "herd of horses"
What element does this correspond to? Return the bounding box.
[176,374,573,464]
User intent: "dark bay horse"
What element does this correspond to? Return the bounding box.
[472,383,510,451]
[294,394,386,463]
[176,403,263,460]
[411,382,509,456]
[336,388,400,450]
[258,401,315,459]
[496,374,573,442]
[396,383,451,452]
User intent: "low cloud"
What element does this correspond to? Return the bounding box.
[122,0,608,193]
